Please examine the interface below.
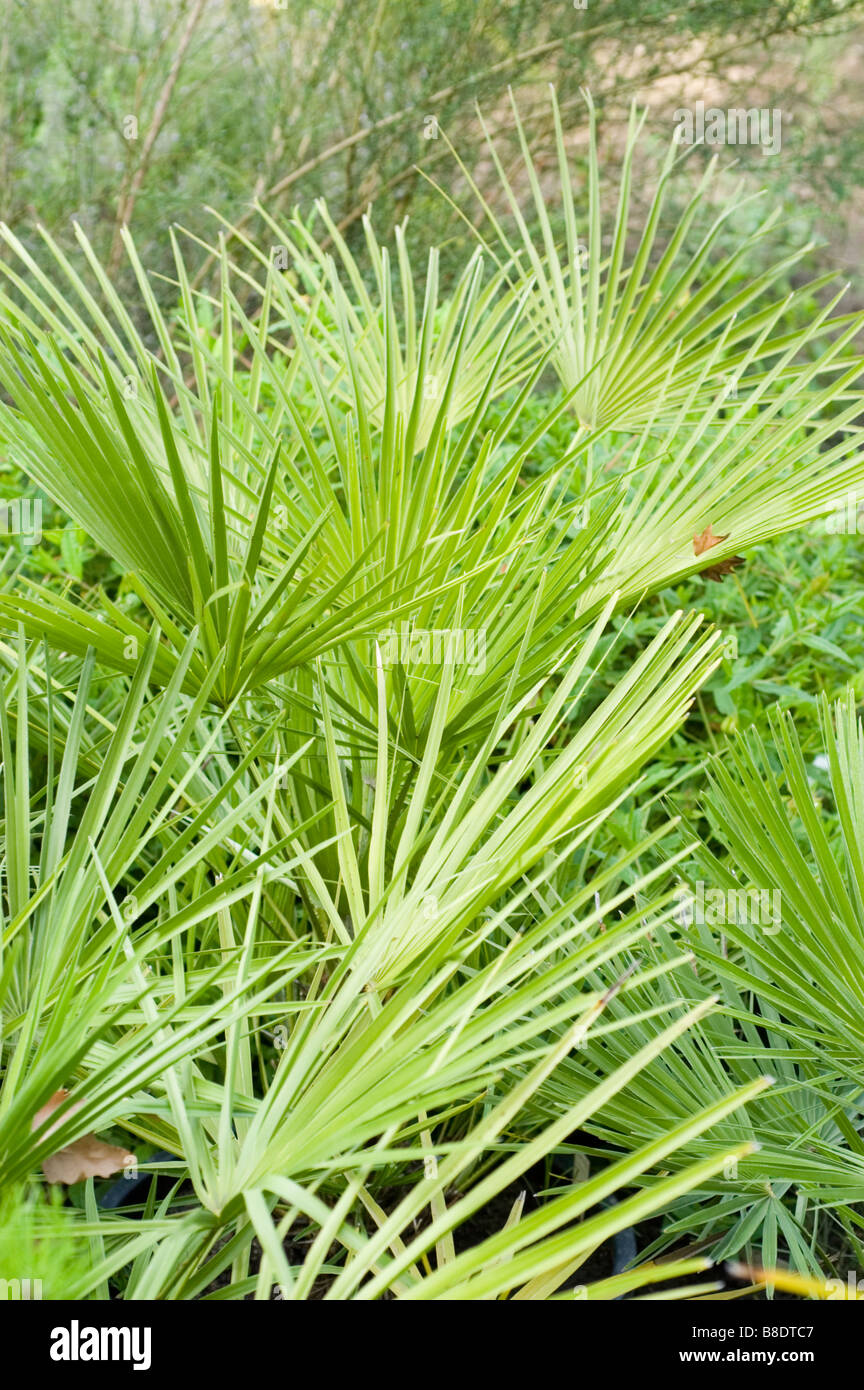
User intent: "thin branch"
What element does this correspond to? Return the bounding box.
[109,0,208,276]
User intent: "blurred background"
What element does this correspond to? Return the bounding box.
[2,0,863,308]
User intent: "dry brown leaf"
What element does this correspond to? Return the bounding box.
[31,1088,81,1137]
[693,523,728,556]
[42,1136,135,1185]
[701,555,745,583]
[31,1088,135,1185]
[692,523,743,582]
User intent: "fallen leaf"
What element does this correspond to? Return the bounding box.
[43,1137,135,1185]
[702,556,745,583]
[31,1088,81,1138]
[693,523,728,555]
[31,1088,135,1185]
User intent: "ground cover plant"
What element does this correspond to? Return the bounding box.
[1,79,864,1303]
